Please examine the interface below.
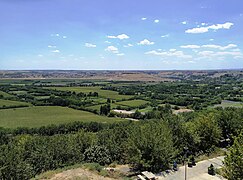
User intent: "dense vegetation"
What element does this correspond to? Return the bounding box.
[0,107,242,179]
[0,75,242,179]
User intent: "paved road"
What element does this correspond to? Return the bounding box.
[157,156,226,180]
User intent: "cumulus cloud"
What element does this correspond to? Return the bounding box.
[85,43,97,48]
[138,39,154,45]
[48,45,57,48]
[182,21,187,25]
[197,50,243,60]
[63,36,67,39]
[141,17,147,20]
[201,44,237,50]
[180,45,200,49]
[123,43,133,47]
[198,50,241,57]
[185,22,234,34]
[105,46,119,53]
[52,50,60,53]
[161,34,170,38]
[180,44,237,50]
[107,34,129,40]
[154,19,160,23]
[145,50,192,59]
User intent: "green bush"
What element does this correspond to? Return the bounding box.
[84,145,111,166]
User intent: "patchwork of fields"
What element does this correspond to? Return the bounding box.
[45,86,133,100]
[0,90,13,98]
[0,99,30,108]
[0,106,125,128]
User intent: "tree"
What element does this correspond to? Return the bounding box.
[84,145,111,165]
[223,131,243,180]
[125,121,175,172]
[186,113,222,152]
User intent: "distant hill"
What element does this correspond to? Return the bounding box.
[1,70,243,81]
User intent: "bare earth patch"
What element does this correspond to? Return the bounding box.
[43,168,116,180]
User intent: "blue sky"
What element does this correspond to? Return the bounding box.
[0,0,243,70]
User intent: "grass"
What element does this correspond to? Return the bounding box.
[0,91,13,98]
[9,90,28,95]
[0,106,125,128]
[213,100,243,108]
[44,86,133,100]
[115,100,149,107]
[0,99,30,108]
[138,106,154,113]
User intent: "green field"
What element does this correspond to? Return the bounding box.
[0,91,13,98]
[138,106,154,113]
[0,106,125,128]
[213,100,243,108]
[9,90,28,95]
[0,99,30,108]
[45,86,133,100]
[115,99,149,107]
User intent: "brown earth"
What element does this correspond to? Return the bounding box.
[40,168,117,180]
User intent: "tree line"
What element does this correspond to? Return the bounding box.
[0,107,242,179]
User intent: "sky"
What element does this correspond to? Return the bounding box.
[0,0,243,70]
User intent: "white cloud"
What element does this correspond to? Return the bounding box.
[124,43,133,47]
[186,27,209,33]
[145,50,192,59]
[154,19,160,23]
[105,46,119,53]
[197,50,242,60]
[209,39,214,41]
[38,54,43,57]
[52,50,60,53]
[141,17,147,20]
[48,45,57,48]
[201,23,206,26]
[182,21,187,25]
[138,39,154,45]
[180,44,237,50]
[169,49,177,52]
[117,53,125,56]
[51,33,60,37]
[107,34,129,40]
[161,34,170,38]
[105,40,111,44]
[185,22,234,34]
[63,36,67,39]
[201,44,237,50]
[180,45,200,49]
[85,43,97,48]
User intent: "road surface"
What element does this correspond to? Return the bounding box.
[157,156,226,180]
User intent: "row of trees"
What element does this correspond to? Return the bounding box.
[0,107,242,179]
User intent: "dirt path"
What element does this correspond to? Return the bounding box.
[43,168,116,180]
